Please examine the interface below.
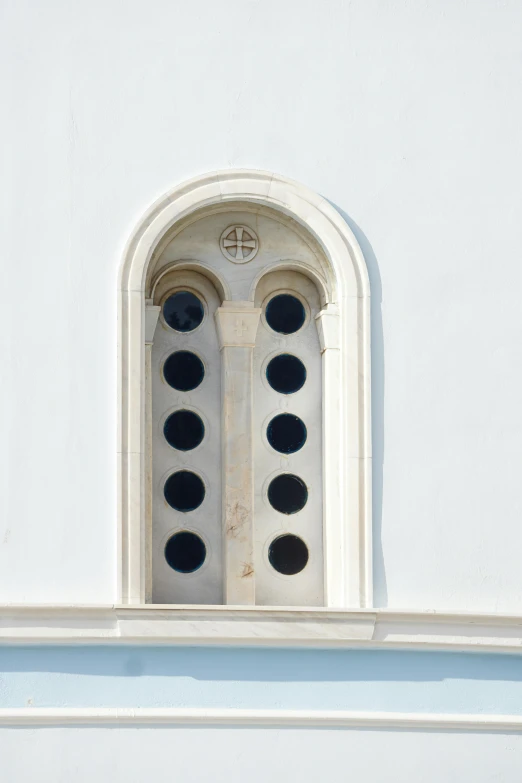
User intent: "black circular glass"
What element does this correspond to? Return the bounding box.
[165,531,206,573]
[269,534,309,575]
[267,413,307,454]
[265,294,305,334]
[164,410,205,451]
[266,354,306,394]
[268,474,308,514]
[164,470,205,512]
[163,351,204,392]
[163,291,204,332]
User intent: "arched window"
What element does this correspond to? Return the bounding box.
[119,171,371,609]
[151,270,223,605]
[253,271,323,606]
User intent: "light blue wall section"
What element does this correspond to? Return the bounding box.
[1,647,521,714]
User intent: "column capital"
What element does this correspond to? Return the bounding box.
[315,303,340,352]
[145,303,161,345]
[215,301,262,349]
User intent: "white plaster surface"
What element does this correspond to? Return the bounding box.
[2,726,522,783]
[1,0,522,613]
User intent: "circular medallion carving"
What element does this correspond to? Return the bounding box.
[220,225,259,263]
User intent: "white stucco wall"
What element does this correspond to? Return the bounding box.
[4,726,522,783]
[1,0,521,611]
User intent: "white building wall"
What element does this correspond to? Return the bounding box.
[2,0,521,611]
[3,726,522,783]
[4,0,522,611]
[2,2,522,776]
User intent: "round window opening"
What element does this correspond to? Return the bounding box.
[163,351,204,392]
[269,534,309,575]
[164,470,205,512]
[163,291,204,332]
[268,473,308,514]
[265,294,305,334]
[164,410,205,451]
[267,413,307,454]
[266,354,306,394]
[165,531,206,573]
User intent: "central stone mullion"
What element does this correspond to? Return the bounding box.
[215,301,262,605]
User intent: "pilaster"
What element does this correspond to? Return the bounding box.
[215,302,262,604]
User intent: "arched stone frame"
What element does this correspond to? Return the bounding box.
[119,170,372,608]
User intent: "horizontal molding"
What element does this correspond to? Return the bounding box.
[0,707,522,731]
[1,605,522,652]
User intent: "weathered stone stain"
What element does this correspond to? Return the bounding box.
[226,498,250,539]
[240,562,254,578]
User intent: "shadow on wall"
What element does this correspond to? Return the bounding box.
[1,647,522,684]
[330,204,387,608]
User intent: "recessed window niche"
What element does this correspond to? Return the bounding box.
[119,170,372,613]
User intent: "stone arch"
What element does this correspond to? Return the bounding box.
[119,170,372,607]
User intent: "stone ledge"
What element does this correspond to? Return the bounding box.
[0,707,521,730]
[0,605,521,652]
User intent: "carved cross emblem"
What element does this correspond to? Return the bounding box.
[220,225,259,264]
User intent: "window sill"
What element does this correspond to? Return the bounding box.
[0,605,521,652]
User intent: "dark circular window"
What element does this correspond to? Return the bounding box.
[164,410,205,451]
[164,470,205,512]
[163,351,204,392]
[265,294,306,334]
[266,354,306,394]
[163,291,204,332]
[267,413,307,454]
[165,531,206,573]
[269,534,309,575]
[268,474,308,514]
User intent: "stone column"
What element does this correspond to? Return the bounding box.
[215,301,262,605]
[315,304,343,607]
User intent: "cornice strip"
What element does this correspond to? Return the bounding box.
[0,707,521,731]
[0,606,522,652]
